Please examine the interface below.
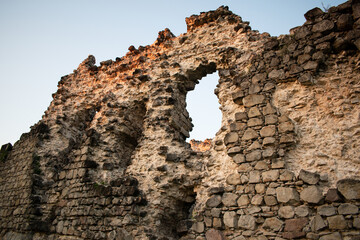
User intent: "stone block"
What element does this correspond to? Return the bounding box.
[262,147,275,158]
[246,150,262,162]
[213,218,222,228]
[242,128,259,140]
[284,218,308,232]
[299,169,320,185]
[211,208,221,218]
[310,214,326,232]
[243,94,265,107]
[233,154,245,164]
[235,112,248,121]
[205,229,226,240]
[263,103,277,115]
[279,206,295,219]
[248,118,263,127]
[317,205,336,216]
[206,195,222,208]
[249,171,261,183]
[262,170,279,182]
[262,217,283,231]
[337,179,360,200]
[255,161,269,170]
[224,132,239,145]
[325,188,342,202]
[248,106,261,118]
[251,195,263,205]
[255,184,266,194]
[226,173,241,185]
[268,69,285,80]
[260,125,276,137]
[327,215,347,230]
[222,193,238,207]
[295,205,309,217]
[276,187,300,204]
[264,195,277,206]
[237,195,249,206]
[300,186,323,204]
[265,115,278,125]
[227,147,242,155]
[223,211,237,228]
[313,20,335,33]
[238,215,256,230]
[192,221,205,233]
[338,203,358,215]
[278,122,294,133]
[354,217,360,229]
[282,231,306,239]
[319,232,342,240]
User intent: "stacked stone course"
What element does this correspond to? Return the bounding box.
[1,1,360,239]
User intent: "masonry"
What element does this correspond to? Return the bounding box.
[1,1,360,239]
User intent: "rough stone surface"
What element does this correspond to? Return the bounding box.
[1,2,360,240]
[300,186,323,204]
[276,187,300,204]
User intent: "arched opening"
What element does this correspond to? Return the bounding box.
[186,71,221,151]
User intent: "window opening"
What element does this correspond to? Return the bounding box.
[186,71,221,151]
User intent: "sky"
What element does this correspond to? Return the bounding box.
[0,0,346,145]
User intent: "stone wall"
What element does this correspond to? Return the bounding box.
[0,1,360,239]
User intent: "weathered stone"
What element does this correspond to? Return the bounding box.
[238,215,256,230]
[282,231,306,239]
[242,128,259,140]
[255,161,269,170]
[276,187,300,204]
[211,208,221,218]
[226,173,241,185]
[243,94,265,107]
[233,154,245,164]
[262,217,283,231]
[317,205,336,216]
[304,7,323,21]
[237,195,249,206]
[264,195,277,206]
[311,215,326,232]
[192,221,205,233]
[222,193,238,207]
[338,203,358,215]
[280,170,294,181]
[327,215,347,230]
[213,218,222,229]
[262,170,279,182]
[279,206,295,219]
[337,179,360,200]
[325,188,342,202]
[209,187,225,195]
[246,150,262,162]
[295,205,309,217]
[337,14,353,31]
[206,195,222,208]
[319,232,342,240]
[223,211,237,228]
[299,169,320,185]
[284,217,308,232]
[312,20,334,33]
[248,106,262,118]
[249,171,261,183]
[265,115,278,125]
[263,103,277,115]
[260,125,276,137]
[235,112,248,121]
[248,117,263,127]
[294,26,312,39]
[354,217,360,229]
[251,195,263,205]
[300,186,323,204]
[227,146,242,155]
[205,229,226,240]
[224,132,239,145]
[303,61,319,71]
[278,121,294,133]
[269,69,285,80]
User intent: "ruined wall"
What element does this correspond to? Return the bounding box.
[1,1,360,240]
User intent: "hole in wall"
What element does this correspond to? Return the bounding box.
[186,71,221,151]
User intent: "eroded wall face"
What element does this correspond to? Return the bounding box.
[1,1,360,240]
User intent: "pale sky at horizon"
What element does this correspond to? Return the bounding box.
[0,0,346,145]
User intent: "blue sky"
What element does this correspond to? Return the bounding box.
[0,0,346,145]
